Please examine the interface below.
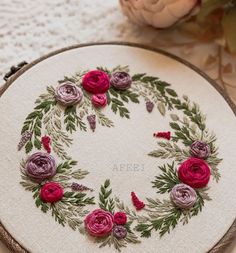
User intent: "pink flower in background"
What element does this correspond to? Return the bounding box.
[178,158,211,188]
[40,182,64,203]
[84,209,114,237]
[120,0,200,28]
[91,93,107,107]
[82,70,110,94]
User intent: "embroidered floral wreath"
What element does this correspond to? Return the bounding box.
[18,65,221,251]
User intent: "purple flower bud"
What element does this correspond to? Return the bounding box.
[87,114,96,132]
[110,72,132,90]
[146,101,154,113]
[18,131,32,151]
[25,152,56,182]
[113,225,127,239]
[190,140,211,159]
[71,183,93,192]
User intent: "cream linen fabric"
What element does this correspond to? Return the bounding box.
[0,45,236,253]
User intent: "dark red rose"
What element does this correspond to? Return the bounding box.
[178,158,211,188]
[114,212,127,225]
[82,70,110,94]
[40,182,64,203]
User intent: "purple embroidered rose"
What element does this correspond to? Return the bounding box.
[170,183,197,209]
[110,72,132,90]
[55,81,83,106]
[190,140,211,159]
[25,152,56,182]
[113,225,127,239]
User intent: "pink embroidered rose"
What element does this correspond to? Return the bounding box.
[82,70,110,94]
[114,212,127,225]
[91,93,107,107]
[178,158,211,188]
[170,183,197,209]
[40,182,64,203]
[190,140,211,159]
[55,82,83,106]
[26,152,56,182]
[84,209,114,237]
[110,72,132,90]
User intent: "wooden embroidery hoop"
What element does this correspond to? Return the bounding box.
[0,42,235,253]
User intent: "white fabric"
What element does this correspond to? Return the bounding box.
[0,45,236,253]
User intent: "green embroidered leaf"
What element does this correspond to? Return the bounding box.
[148,142,189,163]
[142,76,159,83]
[99,179,115,212]
[132,73,146,81]
[170,114,179,121]
[166,88,178,97]
[64,105,86,134]
[152,163,180,194]
[34,138,42,150]
[169,122,181,131]
[112,98,124,106]
[157,102,166,116]
[135,199,182,237]
[25,141,33,153]
[94,109,114,128]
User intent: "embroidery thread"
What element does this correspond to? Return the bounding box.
[18,65,222,250]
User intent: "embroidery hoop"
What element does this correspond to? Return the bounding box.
[0,42,235,253]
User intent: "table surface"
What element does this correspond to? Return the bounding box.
[0,1,235,252]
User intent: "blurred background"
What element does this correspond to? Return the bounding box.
[0,0,235,252]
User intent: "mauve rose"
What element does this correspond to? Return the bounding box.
[110,72,132,90]
[40,182,64,203]
[84,209,114,237]
[113,225,127,239]
[178,158,211,188]
[55,82,83,106]
[114,212,127,225]
[91,93,107,107]
[26,152,56,182]
[82,70,110,94]
[170,183,197,209]
[190,140,211,159]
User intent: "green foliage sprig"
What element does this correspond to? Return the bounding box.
[20,159,95,230]
[152,163,180,194]
[99,179,115,213]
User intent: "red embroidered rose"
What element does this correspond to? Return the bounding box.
[40,182,64,203]
[82,70,110,94]
[114,212,127,225]
[178,158,211,188]
[91,93,107,107]
[84,209,114,237]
